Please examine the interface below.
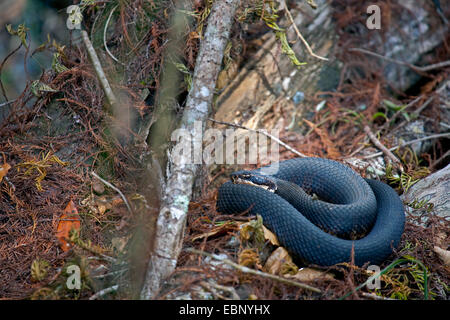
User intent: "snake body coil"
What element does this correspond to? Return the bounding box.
[217,157,405,266]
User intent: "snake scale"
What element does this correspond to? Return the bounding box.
[217,157,405,266]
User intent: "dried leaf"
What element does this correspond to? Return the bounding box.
[111,195,124,207]
[287,267,334,282]
[262,225,279,246]
[433,246,450,266]
[81,194,121,216]
[97,204,107,215]
[56,200,81,251]
[92,178,105,194]
[0,162,11,182]
[111,236,130,253]
[264,247,297,275]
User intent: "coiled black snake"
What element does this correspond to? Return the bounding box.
[217,157,405,266]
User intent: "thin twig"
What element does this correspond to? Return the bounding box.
[419,115,450,130]
[282,0,328,61]
[362,132,450,160]
[103,5,125,65]
[345,144,367,159]
[89,285,119,300]
[430,149,450,170]
[81,30,117,107]
[363,125,403,170]
[209,118,308,158]
[186,248,322,293]
[411,81,447,117]
[361,292,395,300]
[349,48,450,73]
[0,43,22,101]
[3,176,16,191]
[92,269,127,279]
[412,96,434,118]
[0,100,15,108]
[90,171,133,214]
[418,60,450,72]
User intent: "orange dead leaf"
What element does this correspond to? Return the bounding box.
[0,162,11,182]
[56,200,81,251]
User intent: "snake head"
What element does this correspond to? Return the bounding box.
[230,170,277,193]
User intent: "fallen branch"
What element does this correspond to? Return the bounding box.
[209,118,308,158]
[186,248,322,294]
[349,48,450,73]
[140,0,240,300]
[361,132,450,160]
[363,125,403,171]
[81,30,117,108]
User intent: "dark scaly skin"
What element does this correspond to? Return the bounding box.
[217,158,405,266]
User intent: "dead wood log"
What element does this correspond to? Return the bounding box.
[214,0,448,130]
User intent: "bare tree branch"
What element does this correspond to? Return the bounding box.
[348,48,450,73]
[361,132,450,160]
[209,118,307,158]
[81,30,117,108]
[140,0,240,300]
[363,125,403,171]
[186,248,322,293]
